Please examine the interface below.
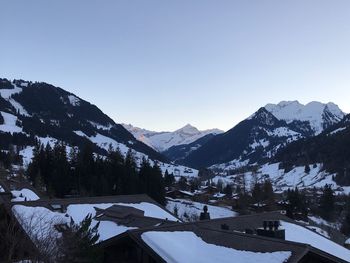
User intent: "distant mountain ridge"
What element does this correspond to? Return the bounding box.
[0,78,200,179]
[264,101,345,135]
[181,101,345,169]
[122,123,223,152]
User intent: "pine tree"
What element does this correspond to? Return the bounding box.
[164,170,175,187]
[224,184,233,197]
[57,214,102,263]
[319,184,335,220]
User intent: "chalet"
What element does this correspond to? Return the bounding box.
[99,213,349,263]
[5,193,350,263]
[196,212,350,262]
[6,194,180,262]
[166,189,194,200]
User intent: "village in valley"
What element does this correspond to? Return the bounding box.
[1,159,350,262]
[2,1,350,262]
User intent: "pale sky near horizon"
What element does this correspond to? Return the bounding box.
[1,1,350,132]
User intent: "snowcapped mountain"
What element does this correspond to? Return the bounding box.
[212,113,350,193]
[264,101,344,135]
[0,78,198,177]
[122,123,223,152]
[182,102,345,169]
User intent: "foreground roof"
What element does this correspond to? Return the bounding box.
[119,222,345,263]
[10,194,180,247]
[196,212,350,262]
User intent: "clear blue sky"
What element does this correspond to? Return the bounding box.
[1,1,350,131]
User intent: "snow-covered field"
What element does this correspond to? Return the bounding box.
[211,162,350,194]
[141,231,292,263]
[166,198,237,222]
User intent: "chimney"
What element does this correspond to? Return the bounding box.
[256,220,285,240]
[199,205,210,220]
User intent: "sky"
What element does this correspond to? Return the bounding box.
[1,1,350,132]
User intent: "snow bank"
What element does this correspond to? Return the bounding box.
[141,231,292,263]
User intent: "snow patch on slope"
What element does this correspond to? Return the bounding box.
[67,95,80,106]
[0,85,22,99]
[20,146,35,166]
[0,84,30,116]
[0,111,23,134]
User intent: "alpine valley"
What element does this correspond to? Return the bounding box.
[1,77,350,193]
[0,78,198,178]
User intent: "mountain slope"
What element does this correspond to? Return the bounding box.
[0,78,165,162]
[122,123,223,152]
[265,101,344,135]
[182,102,344,169]
[274,113,350,185]
[162,133,217,162]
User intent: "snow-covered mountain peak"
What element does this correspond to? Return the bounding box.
[123,123,223,152]
[248,107,281,126]
[264,101,345,135]
[175,124,200,135]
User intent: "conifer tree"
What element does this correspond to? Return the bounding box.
[57,214,102,263]
[319,184,335,220]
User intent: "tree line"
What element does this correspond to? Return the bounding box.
[27,141,166,205]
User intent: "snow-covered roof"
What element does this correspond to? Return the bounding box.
[196,212,350,262]
[213,192,226,198]
[166,198,237,222]
[281,221,350,262]
[123,220,336,263]
[141,231,292,263]
[11,195,178,250]
[11,188,39,202]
